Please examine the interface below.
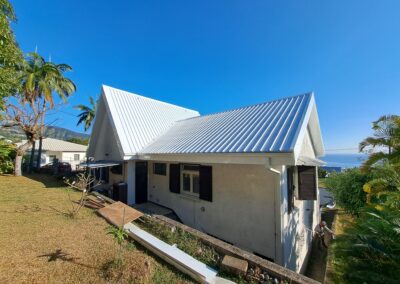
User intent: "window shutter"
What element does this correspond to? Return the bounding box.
[287,167,294,213]
[169,164,180,193]
[199,166,212,202]
[298,166,317,200]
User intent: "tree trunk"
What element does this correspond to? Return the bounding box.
[14,155,23,176]
[14,141,33,176]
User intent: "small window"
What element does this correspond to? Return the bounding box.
[153,163,167,176]
[49,155,56,163]
[181,164,200,196]
[110,164,123,175]
[74,154,80,161]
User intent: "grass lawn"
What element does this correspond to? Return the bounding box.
[0,174,192,284]
[325,210,354,283]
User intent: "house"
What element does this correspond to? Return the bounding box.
[21,138,87,170]
[87,85,325,273]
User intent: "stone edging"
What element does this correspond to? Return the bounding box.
[154,215,320,284]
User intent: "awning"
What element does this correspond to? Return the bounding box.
[79,160,122,169]
[297,156,326,166]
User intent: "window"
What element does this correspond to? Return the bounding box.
[153,163,167,176]
[298,166,317,200]
[110,164,123,175]
[74,154,80,161]
[49,155,56,163]
[181,164,200,196]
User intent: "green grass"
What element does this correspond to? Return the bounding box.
[0,174,192,284]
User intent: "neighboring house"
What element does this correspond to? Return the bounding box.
[20,138,87,170]
[88,85,325,273]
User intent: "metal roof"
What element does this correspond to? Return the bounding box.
[18,138,87,152]
[141,93,314,154]
[102,85,200,156]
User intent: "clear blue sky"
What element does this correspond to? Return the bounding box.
[11,0,400,153]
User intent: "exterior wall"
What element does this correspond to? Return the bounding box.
[91,109,122,161]
[147,161,278,260]
[61,152,87,170]
[281,128,320,273]
[39,151,86,170]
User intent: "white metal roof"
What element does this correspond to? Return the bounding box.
[141,93,322,154]
[19,138,87,152]
[101,85,200,156]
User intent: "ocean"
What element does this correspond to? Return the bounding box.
[322,153,368,169]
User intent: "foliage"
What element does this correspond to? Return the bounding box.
[0,0,23,109]
[2,52,76,175]
[75,96,97,132]
[107,225,128,267]
[363,163,400,207]
[19,52,76,107]
[331,204,400,283]
[63,173,100,218]
[318,167,328,178]
[359,115,400,171]
[0,138,15,173]
[325,168,369,215]
[66,137,89,145]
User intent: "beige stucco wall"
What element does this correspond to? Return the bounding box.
[147,162,278,260]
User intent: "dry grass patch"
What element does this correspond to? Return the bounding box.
[0,174,192,284]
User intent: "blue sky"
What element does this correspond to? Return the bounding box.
[11,0,400,153]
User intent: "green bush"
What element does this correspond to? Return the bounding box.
[0,139,15,174]
[325,168,369,215]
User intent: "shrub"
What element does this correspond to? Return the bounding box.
[325,168,369,215]
[0,139,16,174]
[331,203,400,283]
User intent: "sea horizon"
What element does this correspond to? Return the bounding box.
[321,153,367,168]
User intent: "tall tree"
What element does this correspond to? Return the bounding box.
[18,52,76,170]
[0,0,23,109]
[2,52,76,176]
[359,115,400,171]
[75,96,97,132]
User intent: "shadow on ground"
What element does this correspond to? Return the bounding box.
[24,173,68,188]
[38,249,98,270]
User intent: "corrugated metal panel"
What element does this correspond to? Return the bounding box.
[141,93,313,154]
[103,85,200,155]
[19,138,87,152]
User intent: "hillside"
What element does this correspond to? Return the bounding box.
[0,126,89,142]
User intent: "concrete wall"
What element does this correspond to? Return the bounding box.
[147,162,278,260]
[281,128,320,273]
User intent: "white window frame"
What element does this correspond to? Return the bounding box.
[180,164,200,197]
[74,154,80,161]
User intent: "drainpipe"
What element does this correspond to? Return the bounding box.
[264,157,283,266]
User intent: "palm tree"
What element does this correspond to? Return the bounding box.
[75,96,97,132]
[359,115,400,171]
[19,52,76,172]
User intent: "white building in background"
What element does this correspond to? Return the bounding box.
[21,138,87,170]
[87,85,325,273]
